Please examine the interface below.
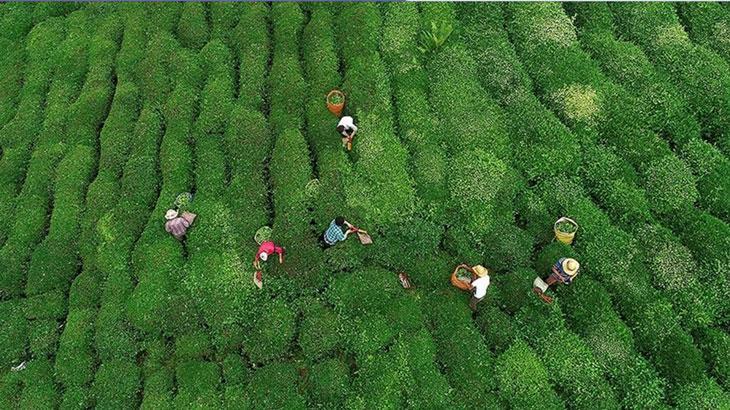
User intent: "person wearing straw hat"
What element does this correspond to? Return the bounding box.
[164,209,196,240]
[461,264,490,311]
[254,240,285,270]
[533,257,580,304]
[336,115,358,151]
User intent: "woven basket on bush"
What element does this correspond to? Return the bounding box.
[326,89,345,117]
[554,217,578,245]
[254,226,272,245]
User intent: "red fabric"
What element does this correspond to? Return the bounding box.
[256,241,284,261]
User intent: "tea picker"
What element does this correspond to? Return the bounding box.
[337,115,358,151]
[450,264,491,311]
[326,89,358,152]
[164,192,196,240]
[532,258,580,304]
[252,226,285,289]
[319,216,372,249]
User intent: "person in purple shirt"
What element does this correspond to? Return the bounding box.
[165,209,196,240]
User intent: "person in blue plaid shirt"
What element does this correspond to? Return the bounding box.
[319,216,356,249]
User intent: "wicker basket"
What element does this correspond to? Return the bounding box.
[554,217,578,245]
[326,89,345,117]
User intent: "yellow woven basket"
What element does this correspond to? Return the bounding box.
[554,217,578,245]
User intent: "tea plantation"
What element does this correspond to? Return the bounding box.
[1,2,729,409]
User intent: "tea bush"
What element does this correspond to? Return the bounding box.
[92,361,141,409]
[694,327,730,390]
[338,3,416,227]
[176,2,208,50]
[305,358,350,408]
[496,340,564,410]
[297,300,340,361]
[611,2,730,155]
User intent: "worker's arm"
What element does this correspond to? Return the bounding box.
[253,255,261,270]
[279,248,285,264]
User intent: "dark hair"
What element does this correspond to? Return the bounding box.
[336,125,345,133]
[335,216,345,226]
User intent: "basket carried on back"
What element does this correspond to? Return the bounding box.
[554,217,578,245]
[326,89,345,117]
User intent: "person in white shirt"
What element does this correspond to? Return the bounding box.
[336,115,358,151]
[468,265,490,312]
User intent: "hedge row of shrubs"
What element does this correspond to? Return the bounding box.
[458,3,581,183]
[183,38,255,356]
[23,10,104,304]
[209,3,241,52]
[425,293,499,408]
[302,5,354,240]
[226,2,270,254]
[55,22,145,405]
[86,14,165,409]
[677,3,730,66]
[456,3,578,252]
[336,3,416,229]
[568,2,730,225]
[323,267,454,408]
[176,2,208,51]
[485,268,620,409]
[0,37,25,133]
[376,4,450,272]
[423,3,532,271]
[233,3,269,112]
[610,3,730,156]
[382,3,448,211]
[0,3,77,41]
[267,3,321,284]
[0,19,67,297]
[129,46,202,338]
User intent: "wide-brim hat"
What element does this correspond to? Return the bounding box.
[474,265,489,277]
[165,209,178,220]
[259,252,269,262]
[562,258,580,277]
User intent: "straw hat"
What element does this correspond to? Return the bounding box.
[562,258,580,277]
[259,252,269,262]
[473,265,489,278]
[165,209,178,220]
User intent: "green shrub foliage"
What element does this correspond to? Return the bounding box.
[611,2,730,154]
[496,340,564,410]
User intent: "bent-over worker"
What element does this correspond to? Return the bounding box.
[468,265,490,312]
[452,264,490,312]
[165,209,196,240]
[337,116,358,151]
[254,240,285,270]
[320,216,357,249]
[533,257,580,304]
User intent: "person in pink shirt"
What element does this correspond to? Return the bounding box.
[254,240,285,270]
[165,209,196,240]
